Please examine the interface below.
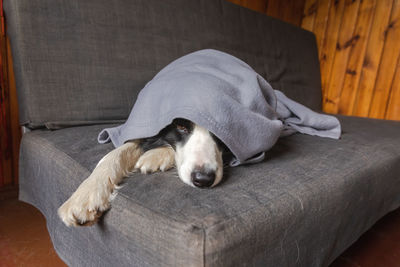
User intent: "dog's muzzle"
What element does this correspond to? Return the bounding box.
[191,167,216,188]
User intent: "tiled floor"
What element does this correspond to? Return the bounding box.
[0,194,399,266]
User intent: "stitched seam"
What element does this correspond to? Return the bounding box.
[116,191,200,227]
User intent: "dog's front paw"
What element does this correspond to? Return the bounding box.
[58,176,113,227]
[135,146,175,174]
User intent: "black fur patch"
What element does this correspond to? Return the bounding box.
[139,118,193,152]
[138,118,233,163]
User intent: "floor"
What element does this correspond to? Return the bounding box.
[330,207,400,267]
[0,195,67,267]
[0,191,399,267]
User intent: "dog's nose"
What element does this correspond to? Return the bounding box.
[191,169,216,188]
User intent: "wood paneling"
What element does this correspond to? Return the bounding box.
[226,0,307,26]
[352,0,394,117]
[338,0,377,115]
[265,0,307,26]
[313,0,332,58]
[324,0,360,114]
[369,0,400,118]
[0,10,20,188]
[229,0,400,121]
[386,60,400,119]
[6,37,20,185]
[310,0,400,120]
[319,0,346,100]
[0,32,12,187]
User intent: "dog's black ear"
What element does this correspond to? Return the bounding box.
[172,118,194,133]
[159,119,194,148]
[139,133,171,152]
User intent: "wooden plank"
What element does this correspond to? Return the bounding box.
[319,0,346,104]
[266,0,306,26]
[324,0,360,114]
[0,33,13,186]
[265,0,283,19]
[228,0,307,27]
[313,0,332,59]
[241,0,268,13]
[225,0,268,13]
[0,30,3,187]
[6,37,21,185]
[301,0,318,31]
[352,0,394,117]
[368,0,400,119]
[385,59,400,120]
[289,0,307,26]
[0,184,18,200]
[338,0,376,115]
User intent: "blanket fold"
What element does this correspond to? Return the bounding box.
[98,49,341,166]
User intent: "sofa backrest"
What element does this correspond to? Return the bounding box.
[5,0,322,129]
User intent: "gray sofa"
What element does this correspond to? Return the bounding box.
[5,0,400,266]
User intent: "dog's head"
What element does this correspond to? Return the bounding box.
[159,118,229,188]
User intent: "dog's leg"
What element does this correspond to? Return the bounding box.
[58,141,142,227]
[135,146,175,174]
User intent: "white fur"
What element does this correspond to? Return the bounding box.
[58,141,142,227]
[175,125,223,187]
[135,146,175,173]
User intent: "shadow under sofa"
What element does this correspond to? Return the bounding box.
[5,0,400,266]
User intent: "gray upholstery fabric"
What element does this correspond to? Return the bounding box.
[19,116,400,266]
[5,0,321,129]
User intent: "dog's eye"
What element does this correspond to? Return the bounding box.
[176,125,188,134]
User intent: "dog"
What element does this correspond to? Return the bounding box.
[58,118,230,227]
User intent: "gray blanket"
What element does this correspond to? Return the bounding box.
[98,49,341,166]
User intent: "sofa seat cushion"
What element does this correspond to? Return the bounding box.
[19,116,400,266]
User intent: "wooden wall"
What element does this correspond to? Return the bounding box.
[228,0,400,120]
[0,36,20,189]
[227,0,307,26]
[302,0,400,120]
[0,3,20,190]
[0,0,399,188]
